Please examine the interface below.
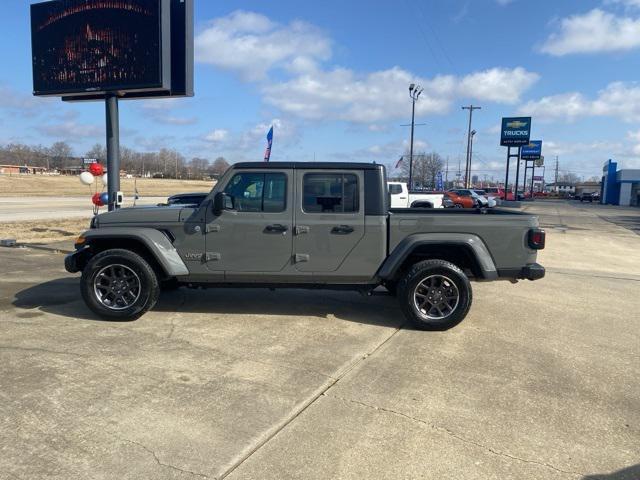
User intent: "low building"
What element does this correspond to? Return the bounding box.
[575,181,601,196]
[602,160,640,206]
[0,165,47,175]
[546,182,575,195]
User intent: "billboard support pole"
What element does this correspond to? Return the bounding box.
[504,147,511,199]
[105,94,120,212]
[530,162,536,200]
[522,160,528,199]
[514,150,522,200]
[504,146,520,200]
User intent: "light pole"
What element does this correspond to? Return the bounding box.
[468,129,476,187]
[462,104,481,188]
[408,83,423,189]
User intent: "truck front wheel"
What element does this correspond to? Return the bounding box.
[80,249,160,321]
[397,259,472,330]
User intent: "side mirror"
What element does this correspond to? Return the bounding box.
[212,192,233,215]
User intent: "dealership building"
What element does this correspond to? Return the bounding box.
[601,160,640,206]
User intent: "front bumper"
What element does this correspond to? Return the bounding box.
[64,248,91,274]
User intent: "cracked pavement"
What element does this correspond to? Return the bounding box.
[0,200,639,479]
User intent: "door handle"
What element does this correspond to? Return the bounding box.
[265,224,288,234]
[331,225,354,235]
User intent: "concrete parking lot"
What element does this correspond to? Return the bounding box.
[0,200,638,479]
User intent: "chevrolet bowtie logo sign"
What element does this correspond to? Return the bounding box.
[501,117,531,146]
[506,120,528,129]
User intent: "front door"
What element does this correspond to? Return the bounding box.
[293,169,365,272]
[205,169,293,274]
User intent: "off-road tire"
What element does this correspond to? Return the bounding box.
[397,259,472,330]
[81,249,160,321]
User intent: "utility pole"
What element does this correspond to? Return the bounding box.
[408,83,423,189]
[462,105,481,188]
[445,156,449,187]
[554,156,559,184]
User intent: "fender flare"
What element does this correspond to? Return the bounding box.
[82,227,189,276]
[377,233,497,280]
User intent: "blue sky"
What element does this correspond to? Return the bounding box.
[3,0,640,181]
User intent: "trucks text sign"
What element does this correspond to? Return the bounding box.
[500,117,531,146]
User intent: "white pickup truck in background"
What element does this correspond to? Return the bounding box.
[388,182,445,208]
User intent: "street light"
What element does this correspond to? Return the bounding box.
[462,104,481,188]
[468,129,476,187]
[408,83,423,188]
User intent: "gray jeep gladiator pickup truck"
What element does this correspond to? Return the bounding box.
[65,162,545,330]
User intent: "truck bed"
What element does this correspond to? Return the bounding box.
[387,208,539,271]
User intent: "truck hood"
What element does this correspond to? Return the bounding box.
[96,205,186,226]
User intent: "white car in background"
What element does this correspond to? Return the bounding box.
[388,182,445,208]
[472,189,497,208]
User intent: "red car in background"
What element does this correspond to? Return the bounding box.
[443,191,476,208]
[483,187,505,200]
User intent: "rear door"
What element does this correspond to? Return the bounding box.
[293,169,365,272]
[205,169,293,274]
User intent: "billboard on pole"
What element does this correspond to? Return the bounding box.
[500,117,531,146]
[31,0,193,101]
[521,140,542,160]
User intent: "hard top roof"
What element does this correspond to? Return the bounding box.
[233,162,383,170]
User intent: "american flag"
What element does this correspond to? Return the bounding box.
[395,156,404,169]
[264,126,273,162]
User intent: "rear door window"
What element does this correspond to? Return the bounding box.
[303,173,359,213]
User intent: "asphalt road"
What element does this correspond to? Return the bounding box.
[0,200,638,479]
[0,196,166,222]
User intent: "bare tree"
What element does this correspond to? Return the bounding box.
[401,152,444,188]
[85,144,106,162]
[557,172,579,184]
[210,156,230,176]
[48,141,74,169]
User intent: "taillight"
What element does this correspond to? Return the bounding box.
[528,228,546,250]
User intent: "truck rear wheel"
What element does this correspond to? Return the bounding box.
[80,249,160,321]
[397,259,472,330]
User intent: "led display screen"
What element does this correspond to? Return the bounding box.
[31,0,170,96]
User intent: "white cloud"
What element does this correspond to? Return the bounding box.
[519,82,640,122]
[238,118,298,150]
[204,129,229,143]
[138,98,198,125]
[606,0,640,9]
[195,10,331,81]
[263,66,538,123]
[38,121,102,139]
[543,140,623,156]
[627,129,640,154]
[540,8,640,55]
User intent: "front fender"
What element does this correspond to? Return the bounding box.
[80,227,189,276]
[377,233,497,280]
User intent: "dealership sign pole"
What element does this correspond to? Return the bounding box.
[521,141,542,200]
[31,0,194,211]
[501,117,531,199]
[105,94,121,209]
